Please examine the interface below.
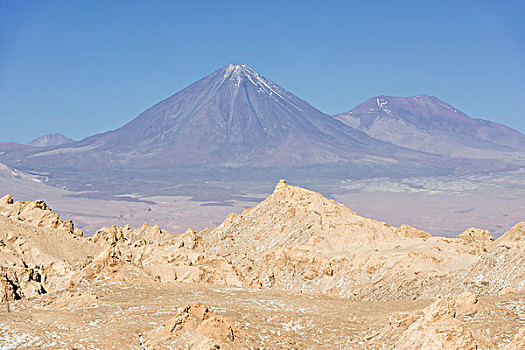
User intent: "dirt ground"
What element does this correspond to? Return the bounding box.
[1,266,523,349]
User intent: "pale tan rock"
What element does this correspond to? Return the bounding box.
[0,212,99,300]
[0,186,523,348]
[0,194,13,205]
[85,223,244,287]
[453,290,479,316]
[199,181,487,299]
[458,227,494,243]
[496,222,525,244]
[397,224,432,239]
[503,327,525,350]
[450,223,525,295]
[395,296,481,350]
[144,303,260,349]
[0,196,82,236]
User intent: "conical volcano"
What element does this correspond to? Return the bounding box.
[5,65,439,170]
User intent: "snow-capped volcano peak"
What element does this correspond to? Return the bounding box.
[13,65,436,170]
[221,64,270,86]
[215,64,302,110]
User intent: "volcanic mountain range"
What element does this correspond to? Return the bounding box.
[1,64,524,175]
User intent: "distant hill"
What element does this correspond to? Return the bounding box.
[28,133,74,147]
[0,142,30,151]
[333,95,525,158]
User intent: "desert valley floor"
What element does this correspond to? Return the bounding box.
[1,180,524,349]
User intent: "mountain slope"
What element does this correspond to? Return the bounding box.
[28,133,73,147]
[333,95,525,158]
[4,65,440,170]
[198,180,489,299]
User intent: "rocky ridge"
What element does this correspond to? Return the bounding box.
[199,180,505,300]
[0,195,98,302]
[0,183,523,348]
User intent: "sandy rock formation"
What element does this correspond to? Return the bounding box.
[453,290,479,316]
[504,327,525,350]
[396,224,432,239]
[84,224,244,287]
[0,194,13,205]
[0,194,83,237]
[496,222,525,244]
[457,227,494,253]
[144,303,260,349]
[89,224,134,246]
[395,295,482,349]
[458,227,494,243]
[447,222,525,295]
[199,180,491,299]
[0,208,99,301]
[2,184,523,306]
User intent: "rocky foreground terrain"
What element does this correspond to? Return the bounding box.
[0,181,524,349]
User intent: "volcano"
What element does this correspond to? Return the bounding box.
[5,65,440,171]
[333,95,525,158]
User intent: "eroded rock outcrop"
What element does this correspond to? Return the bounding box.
[447,222,525,295]
[83,224,244,287]
[0,194,82,237]
[144,303,261,349]
[0,206,99,301]
[396,224,432,239]
[395,294,482,350]
[458,227,494,243]
[504,327,525,350]
[199,181,491,300]
[3,184,521,303]
[497,222,525,244]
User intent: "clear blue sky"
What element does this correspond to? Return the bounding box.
[1,0,524,143]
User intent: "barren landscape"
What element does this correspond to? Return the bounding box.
[1,181,524,349]
[2,4,525,348]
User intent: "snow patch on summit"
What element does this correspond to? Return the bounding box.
[376,98,388,108]
[223,64,304,112]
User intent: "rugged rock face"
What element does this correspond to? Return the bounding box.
[396,224,432,238]
[0,184,523,348]
[83,224,244,287]
[395,294,482,350]
[0,199,98,301]
[2,185,522,303]
[457,227,494,253]
[448,222,525,295]
[496,222,525,243]
[199,180,490,299]
[0,194,82,237]
[504,327,525,350]
[144,303,261,349]
[458,227,494,244]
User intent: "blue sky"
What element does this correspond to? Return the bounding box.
[1,0,524,143]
